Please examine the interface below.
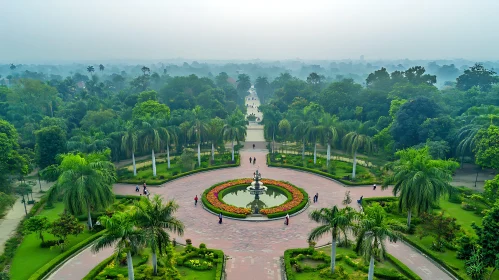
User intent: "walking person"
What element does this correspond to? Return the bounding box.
[135,185,139,192]
[249,157,252,164]
[285,213,290,225]
[253,144,255,149]
[218,213,223,224]
[194,195,198,206]
[373,184,377,191]
[143,182,147,194]
[315,193,319,203]
[253,157,256,165]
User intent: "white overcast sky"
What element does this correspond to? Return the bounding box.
[1,0,498,62]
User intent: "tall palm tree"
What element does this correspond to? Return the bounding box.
[382,147,456,227]
[140,119,166,177]
[342,131,373,179]
[294,120,313,160]
[207,117,224,162]
[134,195,184,275]
[87,65,95,76]
[223,110,247,162]
[355,203,399,280]
[122,122,138,176]
[47,152,116,229]
[308,206,356,274]
[99,64,105,72]
[92,212,145,280]
[278,119,291,153]
[264,119,279,154]
[319,114,339,167]
[162,125,178,169]
[188,106,208,167]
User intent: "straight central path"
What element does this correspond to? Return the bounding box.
[47,91,452,280]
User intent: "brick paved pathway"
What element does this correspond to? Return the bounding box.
[48,151,451,280]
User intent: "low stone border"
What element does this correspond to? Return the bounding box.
[201,200,310,222]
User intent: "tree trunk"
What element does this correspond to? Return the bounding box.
[127,251,135,280]
[167,145,171,169]
[272,130,275,154]
[39,231,44,243]
[231,140,235,161]
[211,143,215,161]
[87,205,93,229]
[331,235,337,273]
[313,143,317,164]
[352,150,357,179]
[38,174,42,192]
[152,251,158,275]
[197,142,201,167]
[302,140,305,160]
[152,149,157,177]
[368,255,375,280]
[327,143,331,168]
[132,152,137,176]
[407,209,412,227]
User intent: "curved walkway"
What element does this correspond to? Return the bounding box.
[48,151,451,280]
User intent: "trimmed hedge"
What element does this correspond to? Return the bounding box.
[266,182,309,219]
[82,253,116,280]
[28,230,106,280]
[385,253,422,280]
[267,154,381,186]
[399,235,465,280]
[119,155,240,185]
[202,180,247,218]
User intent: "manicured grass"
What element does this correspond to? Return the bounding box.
[438,198,482,235]
[119,154,239,185]
[177,266,216,280]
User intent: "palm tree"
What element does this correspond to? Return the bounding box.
[278,119,291,153]
[140,119,165,177]
[47,152,116,229]
[162,125,178,169]
[294,120,313,160]
[122,122,139,176]
[308,206,356,274]
[134,195,184,275]
[342,131,373,179]
[188,106,208,167]
[382,147,456,227]
[319,114,339,167]
[99,64,105,72]
[87,66,95,76]
[355,203,399,280]
[223,110,247,162]
[207,117,224,162]
[264,119,279,154]
[92,212,145,280]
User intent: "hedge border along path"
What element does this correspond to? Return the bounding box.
[118,155,241,185]
[266,153,383,186]
[201,178,309,220]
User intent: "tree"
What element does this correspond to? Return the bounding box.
[308,206,356,274]
[99,64,105,72]
[355,203,399,280]
[93,212,145,280]
[382,147,458,227]
[86,66,95,76]
[162,125,177,169]
[474,125,499,170]
[278,119,291,153]
[418,211,460,252]
[0,120,27,195]
[236,74,251,96]
[141,66,151,76]
[483,175,499,204]
[34,126,66,169]
[134,195,184,275]
[188,106,208,167]
[139,119,167,176]
[223,109,247,162]
[50,212,84,251]
[132,100,171,122]
[10,63,16,71]
[23,215,50,243]
[47,152,116,229]
[457,63,497,91]
[319,114,339,167]
[472,204,499,279]
[254,76,270,103]
[207,117,224,162]
[342,131,372,179]
[122,122,138,176]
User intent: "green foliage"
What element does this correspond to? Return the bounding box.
[472,204,499,273]
[483,175,499,204]
[418,212,460,252]
[50,212,85,251]
[474,125,499,170]
[132,100,171,121]
[179,148,195,172]
[23,215,50,243]
[34,125,66,169]
[456,63,498,91]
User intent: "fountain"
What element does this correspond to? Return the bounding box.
[247,170,268,213]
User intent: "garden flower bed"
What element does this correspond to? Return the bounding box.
[202,178,308,219]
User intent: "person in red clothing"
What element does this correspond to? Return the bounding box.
[194,195,198,206]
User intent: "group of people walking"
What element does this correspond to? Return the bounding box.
[249,157,257,164]
[135,183,150,198]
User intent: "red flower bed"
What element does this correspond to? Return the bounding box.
[205,178,305,216]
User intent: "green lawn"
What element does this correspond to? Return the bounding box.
[10,202,93,280]
[177,266,216,280]
[118,154,239,185]
[437,198,482,234]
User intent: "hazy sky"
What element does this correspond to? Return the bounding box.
[1,0,498,62]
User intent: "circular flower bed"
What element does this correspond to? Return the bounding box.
[203,178,308,218]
